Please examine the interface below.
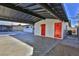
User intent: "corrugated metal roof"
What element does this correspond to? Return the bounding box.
[0,3,69,24]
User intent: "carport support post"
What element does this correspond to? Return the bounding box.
[77,27,79,39]
[32,24,34,34]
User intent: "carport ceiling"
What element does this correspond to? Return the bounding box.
[0,3,69,24]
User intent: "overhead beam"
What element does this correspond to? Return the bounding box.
[39,3,69,22]
[0,3,45,19]
[61,4,69,22]
[49,4,63,19]
[39,3,58,19]
[25,3,36,7]
[50,3,69,22]
[0,16,35,24]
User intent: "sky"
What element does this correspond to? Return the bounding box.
[64,3,79,27]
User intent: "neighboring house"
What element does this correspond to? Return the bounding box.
[0,25,26,32]
[23,25,33,33]
[0,25,12,32]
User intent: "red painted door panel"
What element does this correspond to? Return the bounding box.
[41,24,46,37]
[54,22,62,39]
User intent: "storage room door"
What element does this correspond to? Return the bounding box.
[41,24,46,37]
[54,22,62,39]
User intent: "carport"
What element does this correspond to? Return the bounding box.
[0,3,79,56]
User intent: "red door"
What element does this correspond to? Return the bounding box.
[41,24,46,37]
[54,22,62,39]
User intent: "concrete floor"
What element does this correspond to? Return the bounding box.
[45,35,79,56]
[0,31,79,56]
[0,35,33,56]
[11,32,61,56]
[11,32,79,56]
[45,44,79,56]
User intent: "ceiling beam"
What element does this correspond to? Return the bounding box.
[39,3,69,22]
[25,3,36,7]
[61,4,69,22]
[0,3,45,20]
[39,3,58,19]
[0,16,35,24]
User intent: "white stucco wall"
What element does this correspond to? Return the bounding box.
[34,19,66,39]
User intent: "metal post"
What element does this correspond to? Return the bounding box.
[77,27,79,39]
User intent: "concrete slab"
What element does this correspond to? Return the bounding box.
[45,36,79,56]
[10,32,79,56]
[0,31,21,35]
[11,32,61,56]
[45,44,79,56]
[0,35,33,56]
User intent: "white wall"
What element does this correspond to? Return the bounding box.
[34,19,66,39]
